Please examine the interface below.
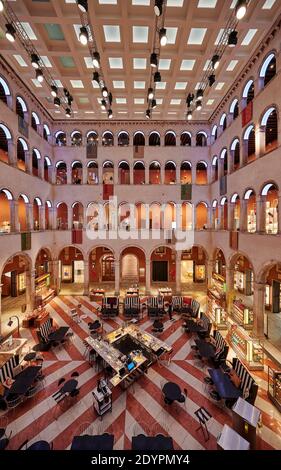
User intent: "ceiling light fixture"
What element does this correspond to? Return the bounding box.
[208,74,216,87]
[228,30,238,47]
[51,85,58,97]
[151,99,157,109]
[77,0,88,13]
[54,97,61,107]
[187,110,192,121]
[196,100,202,111]
[101,99,106,110]
[66,108,71,118]
[64,88,70,97]
[159,28,167,46]
[68,95,73,106]
[186,93,194,107]
[108,92,113,106]
[148,87,154,100]
[79,26,89,45]
[102,86,108,98]
[154,71,161,82]
[92,52,100,68]
[196,88,204,100]
[235,0,247,20]
[5,24,16,42]
[154,0,163,17]
[92,71,100,84]
[36,69,44,83]
[150,52,158,68]
[31,53,40,69]
[146,109,151,119]
[108,109,113,119]
[211,54,220,70]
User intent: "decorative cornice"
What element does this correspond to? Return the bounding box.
[52,119,209,127]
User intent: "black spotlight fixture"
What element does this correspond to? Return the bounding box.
[64,88,70,97]
[36,69,44,83]
[228,30,238,47]
[150,52,158,68]
[235,0,247,20]
[31,53,40,69]
[79,26,89,45]
[159,28,167,46]
[154,0,163,17]
[151,99,157,109]
[101,99,106,110]
[92,52,101,68]
[146,109,151,119]
[51,85,58,98]
[92,71,100,84]
[68,96,73,106]
[186,93,194,107]
[66,108,71,118]
[148,87,154,100]
[54,97,61,108]
[5,24,16,42]
[154,71,161,82]
[102,86,108,98]
[208,74,216,87]
[211,54,220,70]
[108,109,113,119]
[196,88,204,100]
[77,0,88,13]
[196,100,202,111]
[187,110,192,121]
[108,92,113,106]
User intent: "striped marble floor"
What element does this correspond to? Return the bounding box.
[2,296,281,450]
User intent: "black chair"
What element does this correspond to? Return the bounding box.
[71,371,79,378]
[70,388,80,398]
[58,378,65,386]
[194,406,212,442]
[0,438,10,450]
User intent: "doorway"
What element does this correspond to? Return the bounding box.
[152,261,168,282]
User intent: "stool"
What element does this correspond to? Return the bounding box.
[194,406,212,442]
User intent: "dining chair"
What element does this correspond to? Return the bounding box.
[58,377,65,386]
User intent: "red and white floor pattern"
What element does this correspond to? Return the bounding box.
[3,296,281,450]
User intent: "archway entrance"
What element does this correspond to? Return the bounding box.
[120,247,145,290]
[35,248,55,307]
[89,247,115,293]
[58,247,84,294]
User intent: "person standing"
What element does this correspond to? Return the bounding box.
[168,301,173,321]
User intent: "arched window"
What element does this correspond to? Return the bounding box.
[196,161,208,184]
[212,199,219,229]
[149,161,161,184]
[18,194,29,231]
[149,131,160,146]
[165,131,176,146]
[212,156,218,182]
[0,124,11,164]
[230,98,239,120]
[180,161,192,184]
[231,193,240,231]
[44,156,51,182]
[262,108,278,153]
[31,112,40,132]
[32,149,41,177]
[17,138,28,171]
[71,131,82,147]
[244,189,256,233]
[196,202,208,230]
[0,188,13,233]
[149,203,162,229]
[118,161,130,184]
[43,124,50,142]
[211,125,218,142]
[87,131,98,144]
[196,131,207,147]
[56,161,67,185]
[164,161,176,184]
[87,161,98,185]
[220,148,228,176]
[16,96,27,119]
[133,131,145,146]
[180,131,191,146]
[261,183,279,234]
[231,138,240,171]
[220,197,228,230]
[103,161,114,184]
[0,76,11,105]
[33,197,42,231]
[118,131,129,146]
[56,202,68,230]
[134,161,145,184]
[72,202,84,229]
[243,125,256,163]
[72,161,83,184]
[242,80,254,105]
[55,131,66,146]
[260,53,276,87]
[220,113,227,131]
[102,131,114,146]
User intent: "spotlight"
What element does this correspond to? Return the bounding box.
[187,110,192,121]
[77,0,88,13]
[101,99,106,110]
[92,52,100,68]
[196,88,204,100]
[68,96,73,106]
[148,87,154,100]
[102,86,108,98]
[196,100,202,111]
[154,71,161,83]
[186,93,194,107]
[51,85,58,97]
[150,52,158,68]
[235,0,247,20]
[228,30,238,47]
[151,99,157,109]
[154,0,163,17]
[54,97,61,107]
[146,109,151,119]
[211,54,220,70]
[108,109,113,119]
[108,92,113,106]
[93,72,100,84]
[208,74,216,87]
[79,26,88,45]
[159,28,167,46]
[64,88,70,97]
[5,24,16,42]
[0,1,3,12]
[66,108,71,118]
[31,53,40,69]
[36,69,44,83]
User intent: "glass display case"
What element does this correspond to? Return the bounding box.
[265,284,271,309]
[227,322,264,370]
[207,293,227,330]
[194,265,206,282]
[266,201,278,234]
[35,273,55,306]
[62,265,72,282]
[267,367,281,412]
[234,271,245,292]
[232,299,254,330]
[17,272,26,293]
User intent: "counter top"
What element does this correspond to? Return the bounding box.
[217,424,250,450]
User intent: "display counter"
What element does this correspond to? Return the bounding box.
[231,299,253,330]
[206,273,227,329]
[267,366,281,412]
[227,321,264,370]
[35,274,55,307]
[89,289,105,302]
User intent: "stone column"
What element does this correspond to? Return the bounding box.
[206,260,214,288]
[257,196,266,233]
[8,141,17,167]
[191,164,197,185]
[67,166,72,185]
[39,206,45,230]
[98,164,103,185]
[241,140,248,166]
[256,126,266,159]
[219,205,224,230]
[114,261,120,295]
[38,159,44,180]
[228,203,235,231]
[26,203,33,231]
[26,151,32,175]
[160,164,165,185]
[83,260,89,295]
[176,251,181,294]
[240,200,248,232]
[82,165,88,185]
[211,208,216,230]
[253,282,266,337]
[207,206,212,230]
[10,200,20,232]
[145,164,150,185]
[49,260,59,293]
[48,165,54,184]
[145,259,151,295]
[145,204,150,231]
[225,267,235,317]
[129,165,134,185]
[114,167,118,185]
[176,204,182,231]
[176,164,181,184]
[26,269,36,313]
[278,197,281,234]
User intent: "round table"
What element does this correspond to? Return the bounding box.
[60,379,78,394]
[153,320,163,330]
[163,382,182,402]
[28,440,51,451]
[24,352,36,362]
